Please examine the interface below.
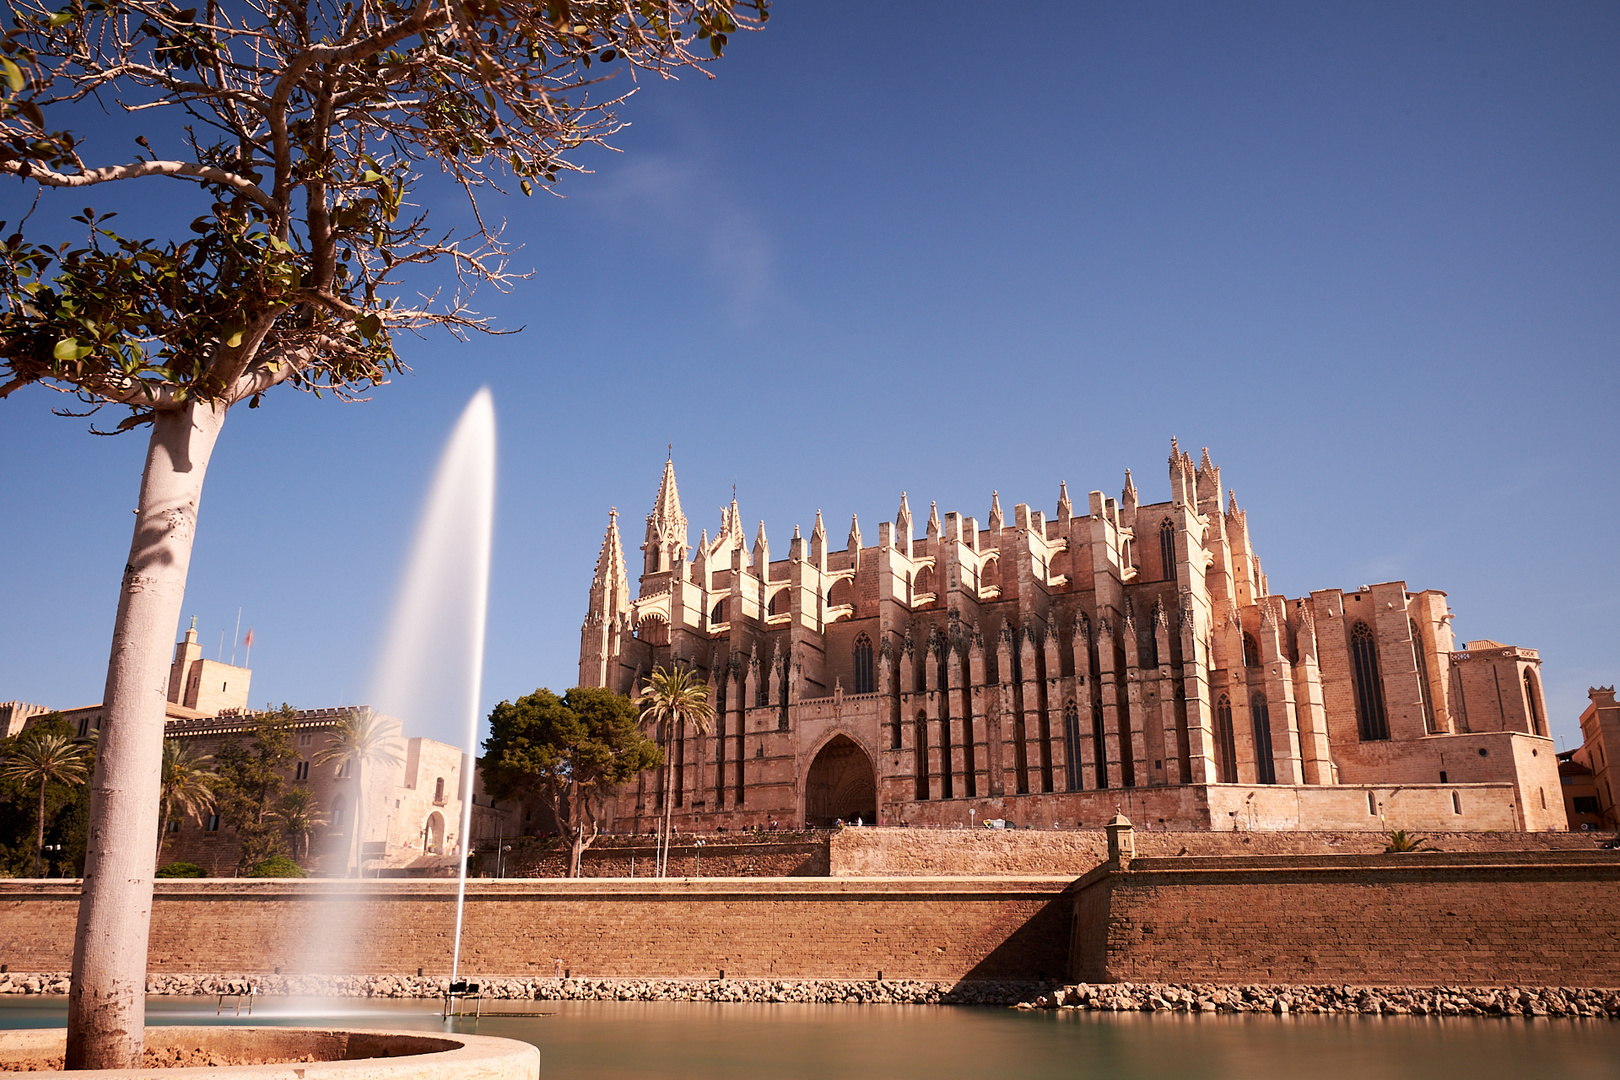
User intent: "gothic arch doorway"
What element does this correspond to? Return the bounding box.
[423,811,445,854]
[804,735,877,826]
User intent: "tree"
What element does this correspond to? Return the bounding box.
[1,728,90,877]
[483,686,660,878]
[156,739,216,858]
[213,707,298,870]
[273,785,326,863]
[634,665,713,877]
[0,0,764,1065]
[313,707,403,876]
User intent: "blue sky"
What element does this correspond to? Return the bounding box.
[3,1,1616,753]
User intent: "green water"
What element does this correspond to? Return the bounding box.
[4,997,1618,1079]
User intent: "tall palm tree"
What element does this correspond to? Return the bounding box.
[635,665,714,877]
[314,707,403,876]
[157,740,216,859]
[273,785,328,863]
[2,732,91,877]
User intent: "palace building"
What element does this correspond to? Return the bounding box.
[579,445,1566,833]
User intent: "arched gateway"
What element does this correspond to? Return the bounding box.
[804,735,877,826]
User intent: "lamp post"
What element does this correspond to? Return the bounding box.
[694,838,705,879]
[497,845,512,878]
[42,844,63,877]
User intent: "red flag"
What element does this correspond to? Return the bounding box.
[243,627,255,648]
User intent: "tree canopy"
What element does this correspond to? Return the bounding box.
[0,0,768,426]
[483,685,659,876]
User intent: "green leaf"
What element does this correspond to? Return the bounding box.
[356,313,382,340]
[53,337,93,361]
[0,58,23,94]
[224,329,244,348]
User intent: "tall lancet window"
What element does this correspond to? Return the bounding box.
[1251,694,1276,784]
[1243,632,1261,669]
[1160,518,1176,583]
[1063,703,1083,791]
[1214,695,1238,783]
[1411,619,1437,734]
[1524,669,1545,736]
[853,634,875,695]
[1351,621,1389,741]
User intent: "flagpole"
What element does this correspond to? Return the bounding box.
[230,607,242,666]
[244,628,254,667]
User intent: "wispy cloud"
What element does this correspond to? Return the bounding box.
[579,152,779,327]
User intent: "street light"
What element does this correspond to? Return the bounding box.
[42,844,63,877]
[497,845,512,878]
[694,838,705,879]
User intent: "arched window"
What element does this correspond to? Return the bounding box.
[1411,619,1437,734]
[710,601,724,627]
[1242,632,1261,669]
[755,668,769,708]
[1145,626,1160,669]
[1063,703,1082,791]
[1524,669,1545,736]
[853,634,874,695]
[914,711,930,800]
[434,776,445,803]
[1214,695,1238,783]
[768,589,788,617]
[1251,693,1275,785]
[1350,621,1389,740]
[331,795,346,830]
[1159,519,1176,583]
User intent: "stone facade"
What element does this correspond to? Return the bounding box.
[578,446,1565,834]
[1564,686,1620,830]
[21,626,515,875]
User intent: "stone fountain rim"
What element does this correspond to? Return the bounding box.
[0,1026,540,1080]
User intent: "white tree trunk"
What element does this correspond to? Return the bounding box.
[67,401,227,1070]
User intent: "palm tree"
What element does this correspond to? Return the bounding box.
[313,708,403,876]
[273,786,328,862]
[2,732,91,877]
[635,665,714,877]
[157,740,217,859]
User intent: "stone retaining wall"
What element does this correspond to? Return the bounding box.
[828,826,1606,877]
[1071,850,1620,986]
[0,877,1074,984]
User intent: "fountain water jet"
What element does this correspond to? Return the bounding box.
[365,388,495,984]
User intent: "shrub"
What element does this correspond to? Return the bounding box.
[155,862,205,878]
[1384,830,1425,853]
[247,855,308,878]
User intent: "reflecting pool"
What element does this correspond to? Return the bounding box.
[4,996,1618,1080]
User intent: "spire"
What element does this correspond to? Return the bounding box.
[896,492,912,537]
[847,513,862,552]
[1169,437,1181,465]
[812,509,826,543]
[642,454,689,576]
[1227,488,1240,515]
[1057,481,1073,521]
[1122,469,1137,505]
[988,490,1004,533]
[926,500,941,542]
[1199,446,1215,476]
[590,508,630,617]
[649,453,687,537]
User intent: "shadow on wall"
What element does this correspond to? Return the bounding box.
[958,891,1074,983]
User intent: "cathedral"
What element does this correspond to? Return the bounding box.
[579,445,1565,834]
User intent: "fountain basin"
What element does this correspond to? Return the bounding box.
[0,1027,539,1080]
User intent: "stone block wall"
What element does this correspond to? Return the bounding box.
[1071,851,1620,986]
[495,835,828,878]
[827,825,1601,877]
[0,878,1074,983]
